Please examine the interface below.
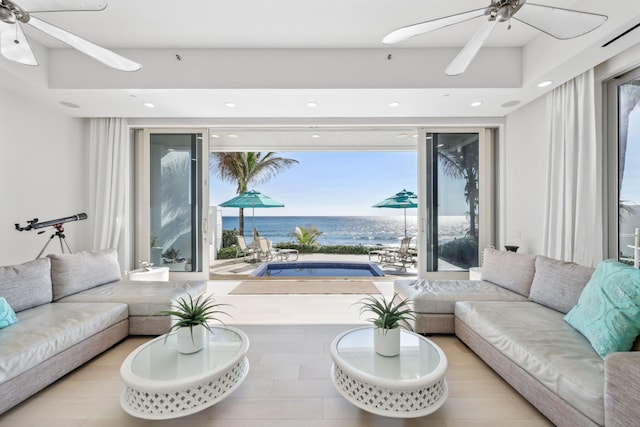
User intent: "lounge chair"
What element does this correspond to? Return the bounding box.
[235,235,257,261]
[381,236,416,271]
[257,237,279,261]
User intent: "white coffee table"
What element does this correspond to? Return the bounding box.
[330,326,448,418]
[120,326,249,419]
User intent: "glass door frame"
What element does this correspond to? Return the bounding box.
[605,67,640,260]
[417,127,495,279]
[135,128,210,280]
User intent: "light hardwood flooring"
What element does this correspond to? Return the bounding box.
[0,281,553,426]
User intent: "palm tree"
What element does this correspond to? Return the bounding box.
[290,225,323,248]
[211,152,298,235]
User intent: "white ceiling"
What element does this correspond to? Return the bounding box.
[2,0,640,120]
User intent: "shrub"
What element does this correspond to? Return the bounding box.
[222,229,239,248]
[438,237,478,269]
[217,247,238,260]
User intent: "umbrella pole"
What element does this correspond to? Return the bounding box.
[404,208,407,237]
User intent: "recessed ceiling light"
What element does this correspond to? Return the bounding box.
[307,102,318,108]
[471,101,482,107]
[501,100,521,108]
[227,134,238,138]
[537,80,553,88]
[210,134,220,138]
[59,101,80,109]
[388,102,400,108]
[396,133,408,138]
[224,102,236,108]
[413,134,418,138]
[143,102,155,108]
[311,134,320,139]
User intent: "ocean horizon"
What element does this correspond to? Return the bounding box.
[221,215,467,247]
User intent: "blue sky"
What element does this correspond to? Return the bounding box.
[210,151,419,216]
[621,108,640,205]
[210,151,470,216]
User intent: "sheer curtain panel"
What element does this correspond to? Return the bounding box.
[88,118,131,269]
[543,69,603,266]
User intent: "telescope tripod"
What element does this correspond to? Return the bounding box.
[37,224,73,258]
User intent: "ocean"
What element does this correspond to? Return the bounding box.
[221,215,467,247]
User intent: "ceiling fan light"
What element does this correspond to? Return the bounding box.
[496,6,513,22]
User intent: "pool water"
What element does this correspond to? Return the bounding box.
[251,261,385,277]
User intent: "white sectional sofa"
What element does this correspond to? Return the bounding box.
[395,248,640,427]
[0,249,206,415]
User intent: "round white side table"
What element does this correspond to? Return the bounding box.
[330,326,448,418]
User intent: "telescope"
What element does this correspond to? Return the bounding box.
[15,213,88,232]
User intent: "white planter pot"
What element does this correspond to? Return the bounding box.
[373,327,400,357]
[177,324,207,354]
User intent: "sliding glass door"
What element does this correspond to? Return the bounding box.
[417,129,494,277]
[136,129,209,279]
[607,69,640,264]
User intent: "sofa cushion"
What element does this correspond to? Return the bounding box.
[565,259,640,359]
[49,249,121,301]
[481,248,536,296]
[529,256,594,314]
[0,297,17,329]
[395,279,527,314]
[0,302,128,384]
[455,300,604,425]
[56,280,207,316]
[0,258,52,312]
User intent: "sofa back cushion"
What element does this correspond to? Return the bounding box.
[529,256,594,313]
[481,248,536,296]
[49,249,121,301]
[0,258,52,312]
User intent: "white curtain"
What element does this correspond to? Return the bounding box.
[543,69,603,266]
[88,118,131,269]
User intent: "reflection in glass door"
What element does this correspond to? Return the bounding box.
[136,129,208,279]
[617,78,640,265]
[425,132,481,272]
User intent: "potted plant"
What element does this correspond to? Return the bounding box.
[354,293,415,357]
[158,294,232,354]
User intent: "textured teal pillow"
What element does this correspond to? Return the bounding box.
[0,297,17,329]
[565,259,640,358]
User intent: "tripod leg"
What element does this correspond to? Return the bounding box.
[36,235,56,259]
[60,235,73,254]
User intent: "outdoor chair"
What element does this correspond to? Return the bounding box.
[381,236,416,271]
[257,237,279,261]
[235,235,257,261]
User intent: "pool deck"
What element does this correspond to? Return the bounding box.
[210,253,418,280]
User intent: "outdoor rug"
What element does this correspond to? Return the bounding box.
[229,280,381,295]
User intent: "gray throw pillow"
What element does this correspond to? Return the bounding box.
[529,256,594,313]
[0,258,52,312]
[49,248,121,300]
[481,247,536,296]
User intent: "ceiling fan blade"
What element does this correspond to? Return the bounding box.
[26,16,141,71]
[18,0,107,13]
[445,19,497,76]
[514,3,607,40]
[383,8,486,44]
[0,22,38,65]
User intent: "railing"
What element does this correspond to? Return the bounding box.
[620,227,640,268]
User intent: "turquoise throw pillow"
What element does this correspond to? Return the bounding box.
[565,260,640,358]
[0,297,17,329]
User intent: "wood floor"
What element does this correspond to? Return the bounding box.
[0,281,554,426]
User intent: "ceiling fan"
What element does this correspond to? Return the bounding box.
[0,0,140,71]
[383,0,607,76]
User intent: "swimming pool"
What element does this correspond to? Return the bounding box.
[250,261,385,277]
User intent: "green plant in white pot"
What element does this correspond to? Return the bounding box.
[158,294,232,354]
[355,293,415,357]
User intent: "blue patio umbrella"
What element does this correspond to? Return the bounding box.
[372,189,418,237]
[219,190,284,236]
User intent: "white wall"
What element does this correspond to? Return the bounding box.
[502,96,549,255]
[0,90,87,265]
